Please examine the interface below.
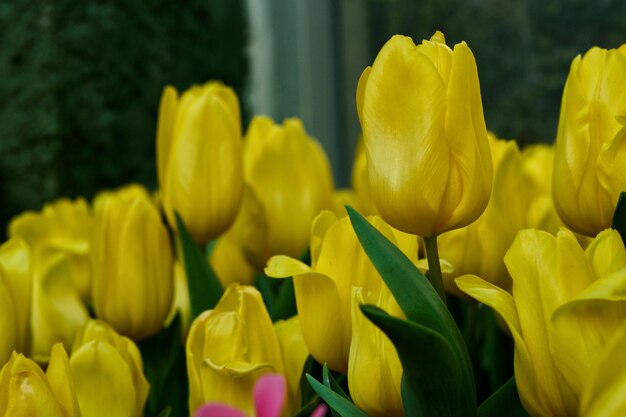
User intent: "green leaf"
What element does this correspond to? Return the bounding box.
[360,304,476,417]
[478,377,529,417]
[322,364,350,417]
[139,314,188,417]
[306,374,369,417]
[346,206,475,407]
[322,364,350,400]
[175,211,223,319]
[299,355,323,406]
[612,191,626,242]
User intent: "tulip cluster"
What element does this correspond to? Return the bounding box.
[2,29,626,417]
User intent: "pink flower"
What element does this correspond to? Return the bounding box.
[194,374,327,417]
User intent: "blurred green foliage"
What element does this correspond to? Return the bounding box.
[0,1,247,236]
[366,0,626,144]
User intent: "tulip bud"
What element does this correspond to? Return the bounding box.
[9,198,94,302]
[92,188,174,341]
[70,320,149,417]
[553,45,626,236]
[157,82,244,244]
[243,116,334,265]
[348,287,404,417]
[0,348,76,417]
[0,238,31,364]
[266,211,419,372]
[186,284,284,415]
[274,316,309,412]
[357,31,492,237]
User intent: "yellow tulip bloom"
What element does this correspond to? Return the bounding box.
[357,31,492,237]
[157,82,244,244]
[243,116,334,265]
[91,188,174,341]
[9,197,94,302]
[553,45,626,236]
[351,137,379,216]
[266,210,419,372]
[456,228,626,416]
[0,344,79,417]
[70,320,149,417]
[186,284,284,415]
[348,287,404,417]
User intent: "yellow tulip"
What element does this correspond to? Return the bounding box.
[186,284,284,415]
[266,210,419,372]
[70,320,149,417]
[439,135,529,294]
[9,197,94,302]
[91,188,174,341]
[357,31,492,237]
[92,183,153,212]
[0,238,31,364]
[157,82,244,244]
[243,116,334,265]
[31,252,89,363]
[552,45,626,236]
[209,236,256,287]
[456,228,626,416]
[0,345,79,417]
[348,287,404,417]
[274,316,309,413]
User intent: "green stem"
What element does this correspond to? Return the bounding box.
[424,235,447,304]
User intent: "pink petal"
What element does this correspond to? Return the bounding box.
[310,403,328,417]
[194,404,248,417]
[254,374,286,417]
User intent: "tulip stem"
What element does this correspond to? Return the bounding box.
[424,236,447,304]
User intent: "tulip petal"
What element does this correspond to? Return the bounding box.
[265,256,312,278]
[70,340,137,417]
[355,66,371,125]
[579,324,626,417]
[47,343,81,417]
[254,374,286,417]
[156,85,179,188]
[310,210,339,267]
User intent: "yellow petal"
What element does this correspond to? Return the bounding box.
[70,341,137,417]
[362,35,447,236]
[580,324,626,416]
[265,255,312,278]
[47,343,81,417]
[156,85,179,189]
[274,316,309,412]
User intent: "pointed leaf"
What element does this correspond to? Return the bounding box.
[361,304,476,417]
[175,212,223,318]
[306,375,369,417]
[478,377,529,417]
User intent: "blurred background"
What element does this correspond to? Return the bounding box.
[2,0,626,236]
